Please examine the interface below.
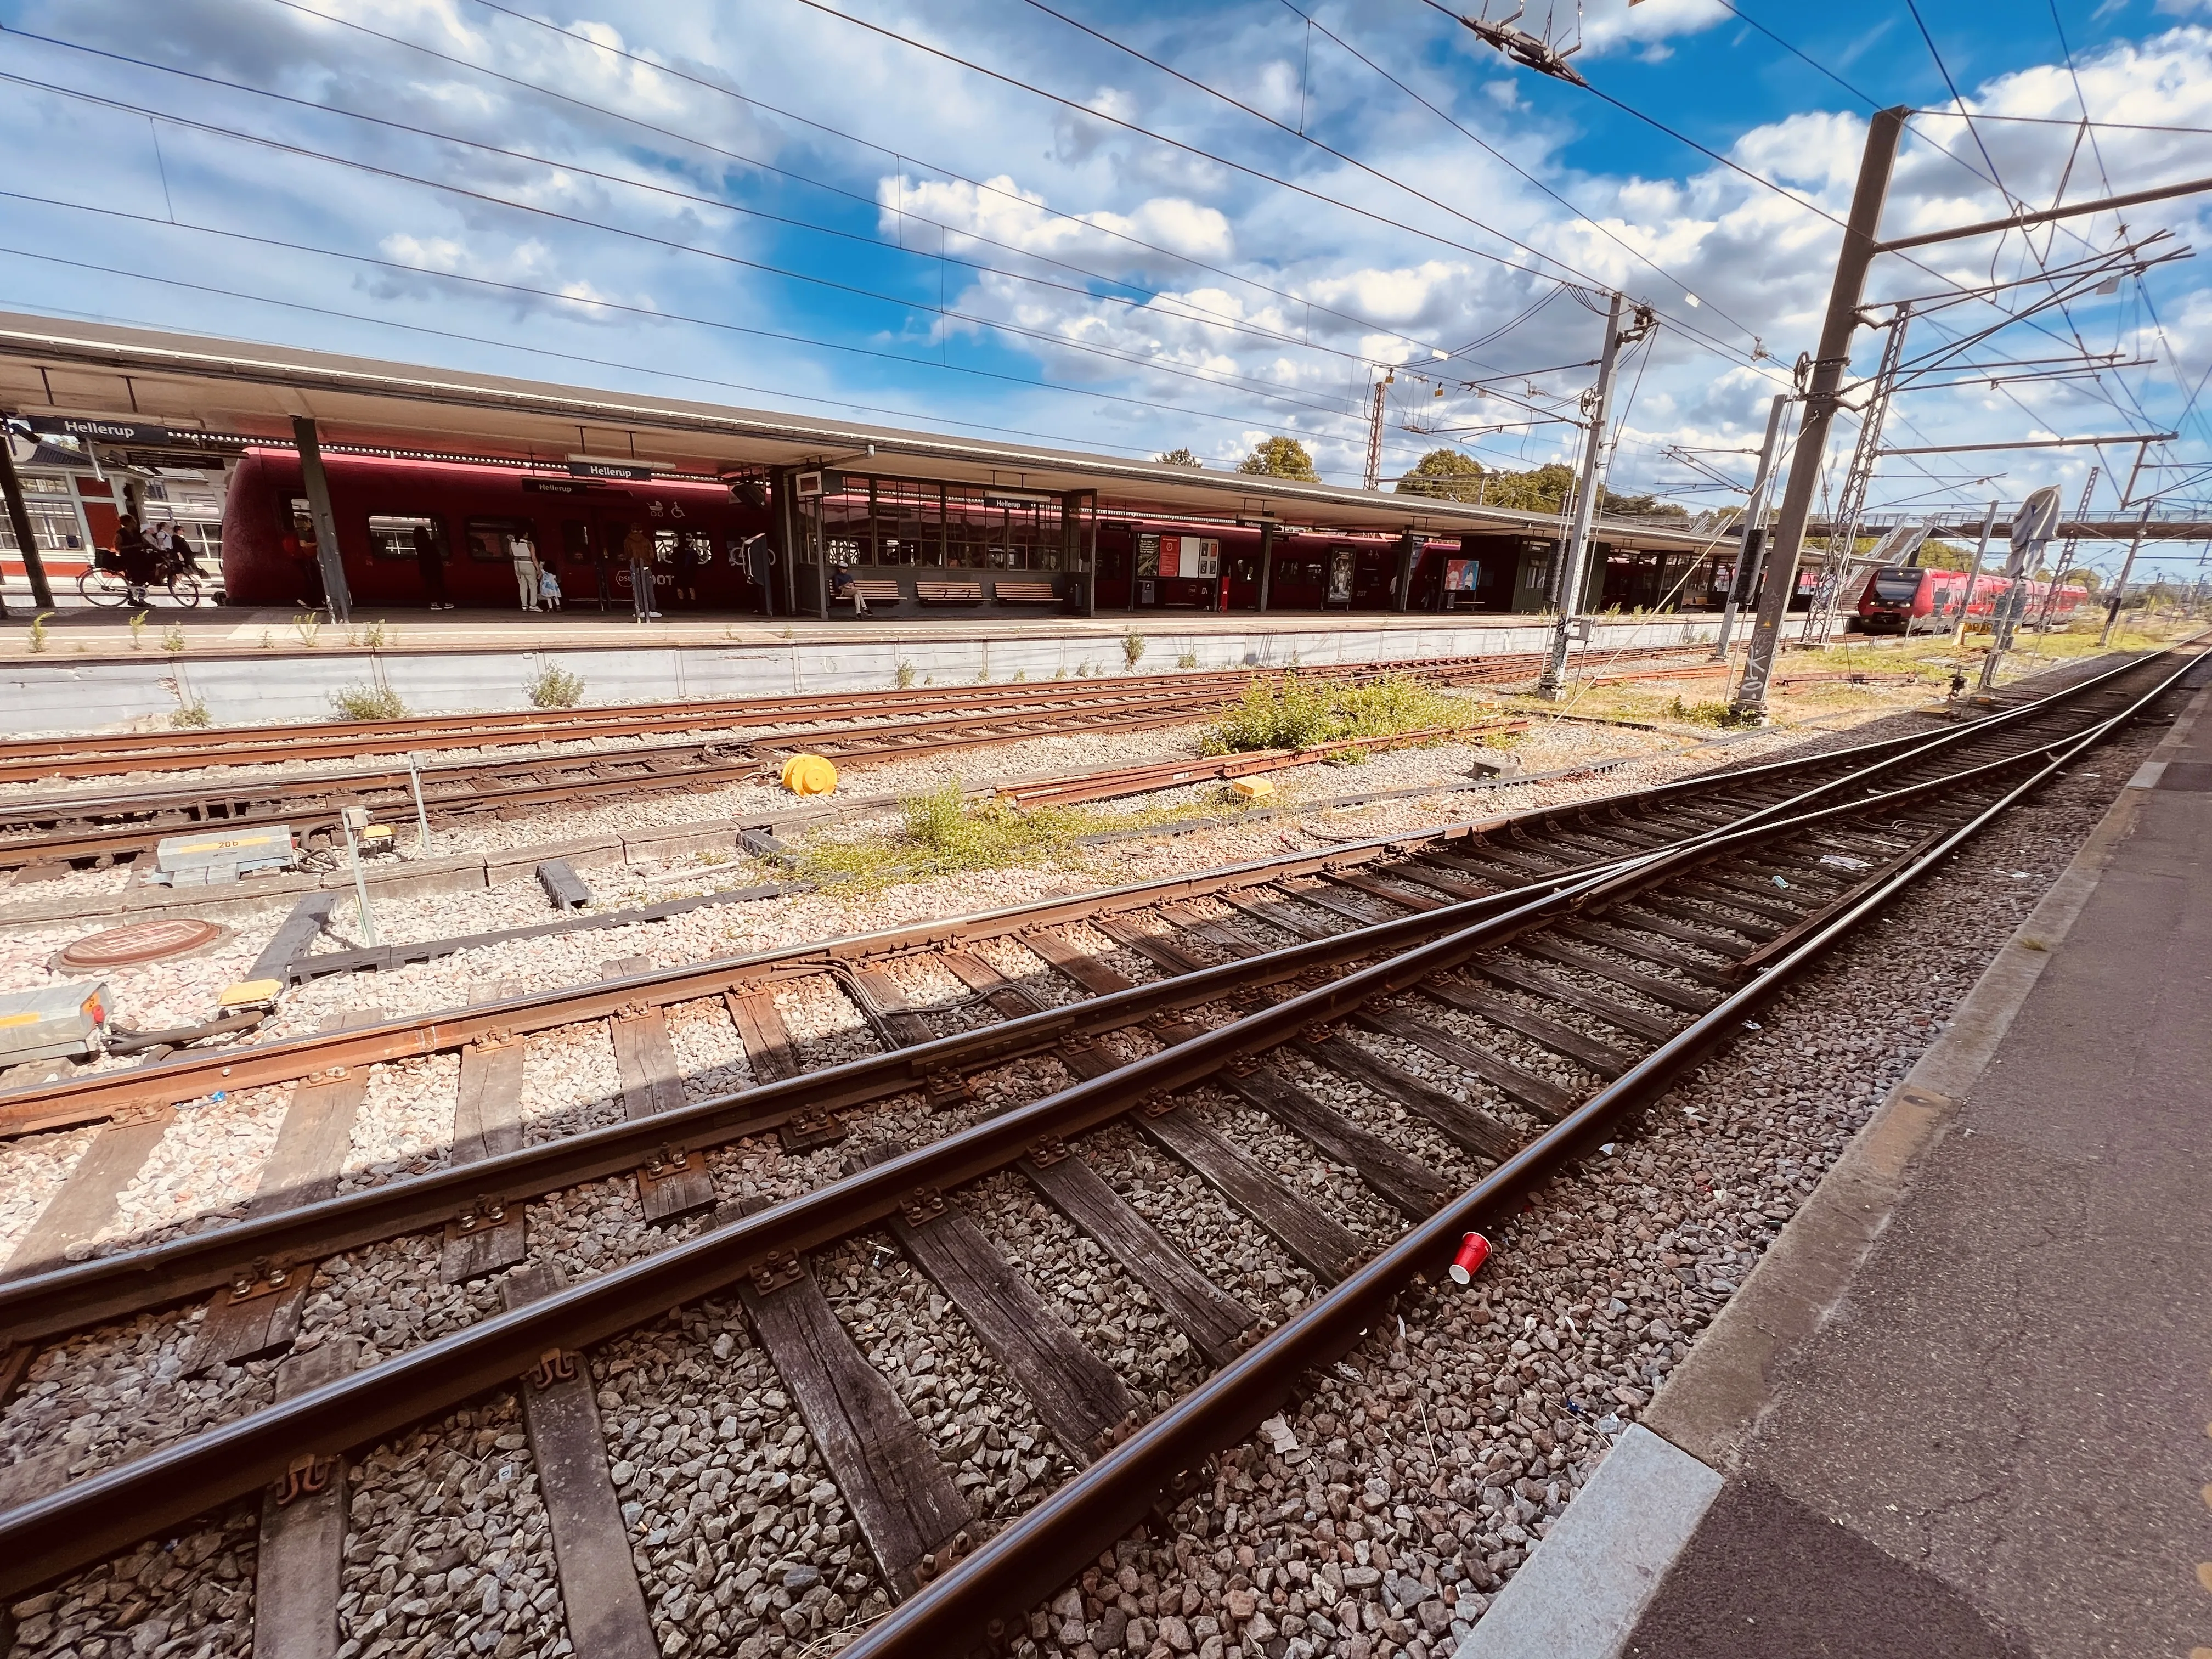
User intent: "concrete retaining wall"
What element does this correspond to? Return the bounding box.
[1,616,1721,732]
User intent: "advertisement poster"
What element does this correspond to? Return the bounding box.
[1328,546,1354,603]
[1158,534,1181,578]
[1444,557,1479,593]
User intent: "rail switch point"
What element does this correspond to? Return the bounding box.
[0,983,112,1064]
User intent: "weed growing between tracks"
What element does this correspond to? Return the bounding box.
[1201,674,1475,758]
[795,783,1255,890]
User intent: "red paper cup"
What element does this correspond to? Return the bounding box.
[1448,1231,1491,1285]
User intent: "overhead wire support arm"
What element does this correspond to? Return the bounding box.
[1877,433,2179,457]
[1874,173,2212,253]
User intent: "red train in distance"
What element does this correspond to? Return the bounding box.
[1857,564,2089,635]
[220,450,773,610]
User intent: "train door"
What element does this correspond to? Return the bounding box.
[1226,545,1261,609]
[1268,544,1323,610]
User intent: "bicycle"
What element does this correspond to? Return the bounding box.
[76,553,206,608]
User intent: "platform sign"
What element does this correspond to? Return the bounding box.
[26,414,180,447]
[568,459,655,481]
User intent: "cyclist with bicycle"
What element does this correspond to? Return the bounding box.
[145,520,200,578]
[114,514,155,606]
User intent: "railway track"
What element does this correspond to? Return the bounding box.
[0,650,1657,874]
[0,647,1710,788]
[0,645,2188,1656]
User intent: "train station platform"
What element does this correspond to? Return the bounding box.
[0,603,1725,730]
[1466,669,2212,1659]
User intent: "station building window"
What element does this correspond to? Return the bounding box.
[368,514,447,561]
[0,473,88,555]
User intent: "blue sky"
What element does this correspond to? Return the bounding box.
[2,0,2211,577]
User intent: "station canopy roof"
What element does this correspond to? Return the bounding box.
[0,309,1709,551]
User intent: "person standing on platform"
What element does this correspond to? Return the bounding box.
[673,532,700,610]
[591,537,616,612]
[413,524,451,608]
[512,531,542,611]
[624,522,660,620]
[538,564,563,611]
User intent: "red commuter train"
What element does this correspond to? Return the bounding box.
[220,450,774,610]
[1857,564,2089,635]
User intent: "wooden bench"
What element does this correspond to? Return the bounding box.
[839,579,903,611]
[916,580,985,605]
[992,580,1060,605]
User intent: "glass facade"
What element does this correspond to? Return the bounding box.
[799,473,1080,572]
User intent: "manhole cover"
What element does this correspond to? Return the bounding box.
[52,918,231,974]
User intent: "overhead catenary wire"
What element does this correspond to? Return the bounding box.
[0,20,1422,384]
[0,232,1439,465]
[447,0,1477,364]
[0,68,1391,442]
[786,0,1779,378]
[1271,1,1766,348]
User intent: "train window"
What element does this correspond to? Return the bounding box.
[561,520,597,565]
[368,515,445,561]
[286,497,318,551]
[465,517,535,562]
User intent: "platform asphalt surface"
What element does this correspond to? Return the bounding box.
[1623,691,2212,1658]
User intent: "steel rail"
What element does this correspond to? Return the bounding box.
[0,650,2185,1600]
[0,696,2079,1337]
[0,653,2156,1137]
[0,680,2116,1339]
[837,647,2205,1658]
[0,650,1612,784]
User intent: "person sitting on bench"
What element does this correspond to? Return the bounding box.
[832,564,868,615]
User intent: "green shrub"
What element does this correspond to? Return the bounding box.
[526,662,586,708]
[331,682,408,720]
[1122,630,1147,670]
[1199,673,1466,755]
[171,702,212,728]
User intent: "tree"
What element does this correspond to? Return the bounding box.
[1915,538,1976,572]
[1598,488,1689,521]
[1155,448,1203,468]
[1394,448,1486,502]
[1237,436,1319,481]
[1392,445,1690,517]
